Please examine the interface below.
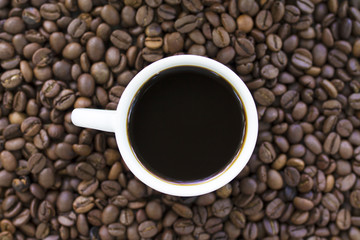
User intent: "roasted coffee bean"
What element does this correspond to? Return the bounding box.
[145,23,162,37]
[142,47,163,62]
[236,14,254,33]
[157,4,176,20]
[262,218,279,236]
[350,190,360,209]
[234,38,255,57]
[1,150,17,172]
[13,91,27,112]
[239,178,256,196]
[144,37,163,49]
[254,88,275,106]
[284,5,301,23]
[188,44,206,55]
[138,220,158,238]
[281,90,299,109]
[2,195,21,218]
[212,198,232,218]
[55,142,76,160]
[322,193,340,212]
[284,167,300,187]
[347,58,360,76]
[266,198,286,219]
[21,117,41,137]
[136,6,154,27]
[321,79,337,98]
[261,64,279,79]
[1,220,16,235]
[296,0,314,14]
[91,62,110,84]
[67,19,87,38]
[312,43,327,66]
[304,134,322,155]
[256,10,273,31]
[41,80,60,98]
[101,5,120,26]
[12,175,30,193]
[49,32,66,54]
[145,0,161,7]
[27,153,46,174]
[175,15,198,33]
[293,196,314,211]
[1,69,22,89]
[40,4,61,20]
[0,42,15,60]
[110,30,132,50]
[291,48,312,69]
[75,162,95,181]
[212,27,230,48]
[174,219,195,235]
[164,32,184,54]
[243,196,263,215]
[3,124,22,140]
[259,142,276,163]
[101,180,121,197]
[349,93,360,110]
[183,0,203,13]
[216,46,235,64]
[87,209,102,227]
[266,34,282,52]
[38,168,55,189]
[77,178,98,196]
[322,100,342,116]
[323,132,341,154]
[102,204,119,225]
[73,196,95,214]
[336,173,356,191]
[336,209,351,230]
[236,0,253,13]
[108,223,126,237]
[340,18,352,40]
[53,89,75,111]
[86,36,105,62]
[5,138,25,151]
[4,17,26,34]
[205,11,220,27]
[267,169,283,190]
[77,74,95,97]
[219,14,236,34]
[56,191,74,213]
[288,225,307,238]
[87,152,105,170]
[172,203,193,219]
[75,214,89,236]
[328,49,347,68]
[118,208,134,226]
[191,206,206,227]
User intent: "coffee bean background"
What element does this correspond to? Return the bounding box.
[0,0,360,239]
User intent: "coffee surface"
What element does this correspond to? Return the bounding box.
[128,66,245,182]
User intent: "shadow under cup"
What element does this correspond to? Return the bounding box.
[125,65,247,185]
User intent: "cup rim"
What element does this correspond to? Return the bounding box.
[115,55,258,196]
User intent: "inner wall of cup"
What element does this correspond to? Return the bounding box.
[124,65,248,185]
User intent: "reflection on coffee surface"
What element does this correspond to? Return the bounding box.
[128,66,245,182]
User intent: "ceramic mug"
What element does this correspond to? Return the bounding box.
[71,55,258,196]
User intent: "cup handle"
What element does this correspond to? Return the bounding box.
[71,108,117,132]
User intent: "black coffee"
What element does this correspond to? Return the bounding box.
[128,66,245,182]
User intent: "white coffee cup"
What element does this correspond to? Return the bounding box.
[71,55,258,197]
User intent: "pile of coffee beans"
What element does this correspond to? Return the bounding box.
[0,0,360,239]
